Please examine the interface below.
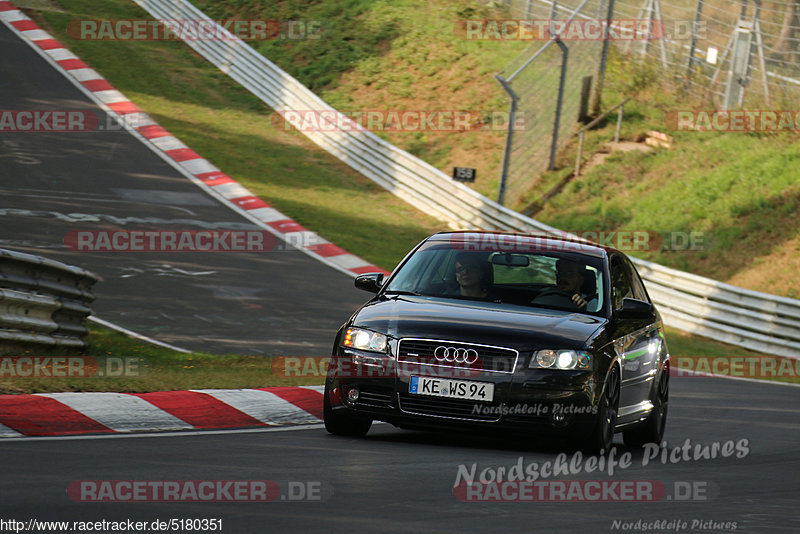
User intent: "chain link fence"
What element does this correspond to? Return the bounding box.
[496,0,608,206]
[495,0,800,206]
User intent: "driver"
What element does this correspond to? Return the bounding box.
[532,258,597,311]
[556,259,593,309]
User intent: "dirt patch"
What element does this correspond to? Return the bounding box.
[578,140,653,176]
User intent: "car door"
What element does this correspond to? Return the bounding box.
[608,254,661,421]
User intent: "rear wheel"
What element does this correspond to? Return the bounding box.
[584,365,620,453]
[623,368,669,447]
[323,380,372,437]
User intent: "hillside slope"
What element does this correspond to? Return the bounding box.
[190,0,800,297]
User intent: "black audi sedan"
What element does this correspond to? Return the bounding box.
[324,231,670,451]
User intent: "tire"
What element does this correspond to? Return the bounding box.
[323,380,372,437]
[623,368,669,448]
[583,365,620,453]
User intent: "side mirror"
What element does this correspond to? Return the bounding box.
[354,272,385,294]
[618,298,654,319]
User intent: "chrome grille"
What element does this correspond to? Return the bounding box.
[397,338,518,374]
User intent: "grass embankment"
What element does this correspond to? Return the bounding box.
[190,0,800,298]
[0,326,321,394]
[12,0,794,391]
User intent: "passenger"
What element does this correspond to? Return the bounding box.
[453,253,494,299]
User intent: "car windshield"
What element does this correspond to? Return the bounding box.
[385,240,605,315]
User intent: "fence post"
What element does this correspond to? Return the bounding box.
[549,39,569,171]
[752,0,771,105]
[653,0,668,68]
[590,0,616,116]
[686,0,705,79]
[496,75,518,206]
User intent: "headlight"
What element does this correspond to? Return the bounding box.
[342,327,388,353]
[530,350,591,370]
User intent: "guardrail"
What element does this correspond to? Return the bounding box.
[0,249,98,351]
[133,0,800,359]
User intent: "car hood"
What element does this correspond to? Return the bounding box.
[351,296,606,351]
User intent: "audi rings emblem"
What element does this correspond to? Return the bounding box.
[434,346,479,365]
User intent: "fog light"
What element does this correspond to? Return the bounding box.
[347,388,360,402]
[552,412,566,424]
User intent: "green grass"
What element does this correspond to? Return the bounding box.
[0,326,322,394]
[192,0,525,199]
[12,0,797,391]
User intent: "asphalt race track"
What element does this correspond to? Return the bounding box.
[0,21,365,356]
[1,377,799,532]
[2,10,800,534]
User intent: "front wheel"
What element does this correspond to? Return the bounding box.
[583,365,620,453]
[323,379,372,437]
[623,368,669,447]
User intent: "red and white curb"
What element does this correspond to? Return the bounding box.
[0,385,324,437]
[0,1,389,278]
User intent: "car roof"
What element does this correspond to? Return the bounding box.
[426,230,614,259]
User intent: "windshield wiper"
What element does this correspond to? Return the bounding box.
[381,290,422,297]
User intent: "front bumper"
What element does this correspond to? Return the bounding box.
[327,347,600,437]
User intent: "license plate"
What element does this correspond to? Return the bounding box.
[408,376,494,402]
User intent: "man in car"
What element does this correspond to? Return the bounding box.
[531,258,597,311]
[556,259,594,310]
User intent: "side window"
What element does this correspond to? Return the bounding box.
[624,258,651,303]
[610,257,633,310]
